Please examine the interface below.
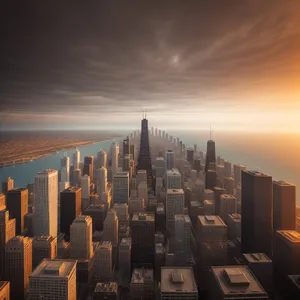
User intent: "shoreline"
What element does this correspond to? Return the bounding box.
[0,136,120,168]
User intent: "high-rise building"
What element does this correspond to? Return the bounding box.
[136,170,147,188]
[273,180,296,230]
[80,174,90,200]
[93,282,118,300]
[32,235,57,269]
[34,169,58,237]
[60,157,70,183]
[137,181,148,208]
[0,194,5,210]
[219,194,237,224]
[131,213,155,265]
[205,140,216,172]
[6,188,28,235]
[137,115,153,188]
[70,215,93,260]
[160,267,198,300]
[119,237,131,284]
[241,170,273,256]
[95,167,108,194]
[186,148,194,166]
[2,177,14,193]
[112,172,129,204]
[110,141,119,178]
[97,149,107,169]
[130,268,154,300]
[233,164,246,187]
[165,150,175,170]
[83,156,94,182]
[5,236,32,300]
[29,259,77,300]
[103,209,118,246]
[224,177,235,195]
[60,186,82,240]
[73,168,81,187]
[224,160,232,177]
[94,241,113,281]
[155,157,165,178]
[0,281,10,300]
[166,189,185,234]
[72,148,80,170]
[166,169,182,189]
[84,204,106,232]
[0,210,16,279]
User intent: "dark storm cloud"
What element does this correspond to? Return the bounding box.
[0,0,299,117]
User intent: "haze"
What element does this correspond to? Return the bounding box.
[0,0,300,131]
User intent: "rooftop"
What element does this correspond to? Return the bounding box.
[244,170,270,177]
[37,169,58,175]
[277,230,300,243]
[72,215,92,224]
[161,267,197,293]
[221,194,236,199]
[167,189,184,195]
[62,186,81,193]
[0,281,9,291]
[212,266,267,296]
[229,213,241,221]
[175,214,191,223]
[204,200,213,205]
[132,213,155,222]
[273,180,295,187]
[33,235,56,243]
[243,253,272,264]
[99,241,112,249]
[6,187,28,193]
[120,237,131,247]
[114,171,129,178]
[166,168,181,175]
[131,269,154,284]
[30,259,77,278]
[156,243,164,253]
[94,282,118,293]
[198,215,227,227]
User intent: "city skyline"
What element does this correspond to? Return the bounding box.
[1,1,300,131]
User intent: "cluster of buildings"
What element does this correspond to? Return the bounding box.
[0,117,300,299]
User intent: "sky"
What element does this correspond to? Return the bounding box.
[0,0,300,131]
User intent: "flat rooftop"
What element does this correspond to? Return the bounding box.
[244,170,271,177]
[6,187,27,193]
[243,253,272,264]
[220,194,236,199]
[94,282,117,293]
[156,243,164,253]
[131,269,153,284]
[174,214,191,223]
[204,200,213,205]
[132,213,155,222]
[120,237,131,247]
[198,215,227,227]
[166,168,181,175]
[277,230,300,244]
[204,189,214,193]
[167,189,184,195]
[99,241,112,249]
[273,180,295,187]
[0,281,9,291]
[114,171,129,177]
[30,259,76,278]
[161,267,197,293]
[62,186,81,193]
[37,169,58,175]
[211,266,267,297]
[229,214,241,221]
[33,235,56,243]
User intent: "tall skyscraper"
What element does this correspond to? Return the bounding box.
[233,164,246,187]
[205,140,216,172]
[137,115,153,188]
[119,237,131,283]
[103,209,119,247]
[94,241,113,281]
[186,148,194,166]
[70,215,93,260]
[29,259,77,300]
[110,141,119,178]
[0,210,16,279]
[95,167,108,194]
[165,150,175,170]
[241,171,273,256]
[136,170,147,188]
[72,147,80,170]
[0,194,5,210]
[273,180,296,230]
[5,236,32,300]
[6,188,28,235]
[112,172,129,204]
[34,169,58,237]
[73,168,81,187]
[80,174,90,200]
[219,194,237,224]
[83,156,94,182]
[60,156,70,183]
[123,136,131,157]
[2,177,14,193]
[166,169,182,189]
[97,149,107,169]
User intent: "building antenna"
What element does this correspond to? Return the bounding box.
[210,125,214,140]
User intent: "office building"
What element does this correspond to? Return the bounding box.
[0,281,10,300]
[130,268,154,300]
[70,215,93,260]
[273,180,296,230]
[233,164,246,187]
[193,158,201,173]
[80,174,90,200]
[60,156,70,183]
[95,167,108,194]
[97,149,107,169]
[131,213,155,265]
[29,259,77,300]
[166,168,182,189]
[165,150,175,170]
[72,148,80,169]
[216,165,225,184]
[0,210,16,279]
[205,140,216,171]
[84,204,106,232]
[227,213,241,241]
[224,177,235,195]
[83,156,94,181]
[160,267,198,300]
[212,186,226,215]
[204,200,214,215]
[0,194,5,210]
[112,172,129,204]
[103,209,118,246]
[5,236,32,300]
[94,241,113,281]
[110,141,119,178]
[2,177,14,193]
[129,197,145,214]
[32,235,57,269]
[136,170,147,188]
[224,161,232,178]
[73,168,81,187]
[155,157,165,178]
[119,237,131,284]
[186,148,194,166]
[137,181,148,208]
[34,169,58,237]
[6,188,28,235]
[210,266,268,299]
[241,171,273,256]
[205,170,217,189]
[166,189,185,234]
[220,194,237,224]
[93,282,118,300]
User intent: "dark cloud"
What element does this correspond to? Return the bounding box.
[0,0,300,126]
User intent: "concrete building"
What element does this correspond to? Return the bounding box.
[155,157,165,178]
[34,169,58,237]
[224,161,232,177]
[110,141,119,178]
[94,241,113,282]
[2,177,14,193]
[137,181,148,208]
[32,235,57,270]
[210,266,268,299]
[119,238,131,285]
[72,148,80,169]
[129,197,145,214]
[84,204,106,232]
[273,180,296,230]
[136,170,147,188]
[166,169,182,189]
[0,194,5,210]
[166,189,185,234]
[83,156,94,182]
[219,194,237,224]
[29,259,77,300]
[130,268,154,300]
[160,267,198,300]
[95,167,108,195]
[113,203,129,228]
[72,168,81,187]
[233,164,246,187]
[103,209,118,246]
[227,213,241,241]
[5,236,32,300]
[6,187,28,235]
[165,150,175,170]
[97,149,107,169]
[241,171,273,256]
[93,282,118,300]
[60,156,70,183]
[112,172,129,204]
[70,215,93,260]
[224,177,235,195]
[0,281,10,300]
[80,174,90,201]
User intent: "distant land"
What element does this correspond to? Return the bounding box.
[0,130,122,167]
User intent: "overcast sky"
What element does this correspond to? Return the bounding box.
[1,0,300,131]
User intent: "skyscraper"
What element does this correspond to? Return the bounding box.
[165,150,175,170]
[110,141,119,178]
[80,174,90,200]
[83,156,94,182]
[97,149,107,169]
[6,188,28,235]
[166,169,182,189]
[241,171,273,256]
[112,172,129,204]
[94,241,113,281]
[72,147,80,170]
[34,169,58,237]
[60,156,70,183]
[0,281,10,300]
[205,140,216,172]
[2,177,14,193]
[186,148,194,166]
[137,115,153,188]
[103,209,119,247]
[5,236,32,300]
[96,167,108,194]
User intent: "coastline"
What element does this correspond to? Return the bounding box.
[0,136,120,168]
